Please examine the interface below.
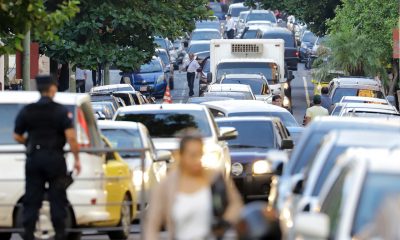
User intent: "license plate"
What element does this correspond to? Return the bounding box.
[140,86,148,91]
[358,89,374,97]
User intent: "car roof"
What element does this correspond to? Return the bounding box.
[262,27,293,35]
[189,40,211,45]
[218,58,278,64]
[332,77,380,86]
[341,102,396,110]
[215,116,278,123]
[155,48,168,53]
[208,84,252,92]
[97,120,140,130]
[0,91,90,105]
[331,130,400,147]
[91,84,134,92]
[308,116,400,131]
[222,73,266,79]
[192,28,220,33]
[340,96,388,103]
[248,10,274,13]
[202,100,288,113]
[117,103,208,113]
[188,97,234,103]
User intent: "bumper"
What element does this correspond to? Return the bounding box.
[134,82,167,97]
[233,174,273,201]
[285,58,299,70]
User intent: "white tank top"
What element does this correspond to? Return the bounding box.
[172,187,213,240]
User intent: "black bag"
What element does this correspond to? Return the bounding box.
[62,171,74,189]
[210,173,230,237]
[185,60,194,72]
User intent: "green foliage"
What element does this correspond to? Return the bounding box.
[0,0,80,54]
[42,0,210,71]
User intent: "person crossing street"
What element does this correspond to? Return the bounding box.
[225,14,235,39]
[13,75,81,240]
[183,53,201,97]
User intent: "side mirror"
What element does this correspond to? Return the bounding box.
[292,175,304,195]
[218,127,238,141]
[207,72,213,83]
[287,70,295,81]
[281,139,294,150]
[155,150,172,162]
[95,111,106,120]
[294,213,330,239]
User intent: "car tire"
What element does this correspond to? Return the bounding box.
[14,201,80,240]
[169,78,174,90]
[107,194,132,240]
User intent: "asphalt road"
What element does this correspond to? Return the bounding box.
[10,64,313,240]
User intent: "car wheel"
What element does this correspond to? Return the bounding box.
[169,78,174,90]
[15,201,80,240]
[107,194,132,240]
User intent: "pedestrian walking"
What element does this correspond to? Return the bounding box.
[225,14,235,39]
[320,87,332,112]
[183,53,200,97]
[304,95,329,125]
[145,130,243,240]
[272,95,283,107]
[13,75,81,240]
[75,67,87,93]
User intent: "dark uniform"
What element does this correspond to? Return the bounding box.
[14,94,73,240]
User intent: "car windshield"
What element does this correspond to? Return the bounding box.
[228,111,299,127]
[242,30,258,39]
[222,78,266,94]
[115,110,212,138]
[195,21,220,29]
[188,43,210,54]
[191,31,220,40]
[312,146,348,196]
[157,51,170,65]
[203,92,254,100]
[216,62,278,84]
[139,59,163,73]
[352,173,400,235]
[302,32,317,43]
[154,38,167,49]
[101,128,143,158]
[263,33,295,47]
[332,88,384,104]
[247,12,276,23]
[210,3,222,12]
[217,120,275,148]
[0,104,75,145]
[231,7,249,17]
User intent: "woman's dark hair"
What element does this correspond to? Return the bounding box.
[321,87,329,94]
[179,129,203,153]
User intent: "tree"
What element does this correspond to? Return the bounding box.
[244,0,340,35]
[0,0,79,54]
[41,0,210,73]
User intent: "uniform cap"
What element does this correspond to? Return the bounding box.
[35,75,57,88]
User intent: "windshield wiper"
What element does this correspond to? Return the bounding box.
[229,144,268,149]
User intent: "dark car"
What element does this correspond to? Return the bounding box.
[198,55,211,95]
[195,20,221,31]
[156,48,175,89]
[216,117,293,201]
[262,28,299,71]
[91,102,116,120]
[90,92,126,109]
[299,30,317,62]
[120,57,168,99]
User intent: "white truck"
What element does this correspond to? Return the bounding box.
[207,39,294,109]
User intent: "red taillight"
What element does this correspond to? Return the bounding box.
[77,108,91,147]
[295,51,299,57]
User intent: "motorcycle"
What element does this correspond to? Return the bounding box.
[305,49,315,70]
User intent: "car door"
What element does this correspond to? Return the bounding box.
[102,139,131,222]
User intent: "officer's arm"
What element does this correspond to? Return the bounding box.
[65,128,79,162]
[14,108,27,144]
[13,134,26,144]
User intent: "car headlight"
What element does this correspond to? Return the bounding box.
[133,169,149,190]
[201,151,221,169]
[156,75,165,84]
[252,160,272,175]
[283,82,289,89]
[231,162,243,176]
[283,97,290,107]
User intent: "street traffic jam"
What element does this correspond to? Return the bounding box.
[1,1,400,240]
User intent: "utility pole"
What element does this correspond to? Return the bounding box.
[22,30,31,90]
[69,63,75,92]
[104,62,110,85]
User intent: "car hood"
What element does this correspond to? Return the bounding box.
[229,148,269,164]
[153,138,217,151]
[133,72,162,84]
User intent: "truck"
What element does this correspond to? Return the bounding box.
[207,39,294,110]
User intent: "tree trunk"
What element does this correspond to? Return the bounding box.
[4,54,9,89]
[59,63,70,92]
[388,59,399,96]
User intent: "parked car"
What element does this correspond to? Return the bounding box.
[209,1,225,20]
[220,74,272,102]
[339,96,390,105]
[121,57,168,99]
[0,92,136,240]
[156,48,175,90]
[92,101,116,120]
[190,28,221,45]
[207,84,256,100]
[187,96,234,104]
[195,20,221,32]
[328,77,385,104]
[90,84,135,93]
[337,102,399,118]
[90,92,126,109]
[113,104,237,177]
[261,27,299,71]
[295,147,400,240]
[216,117,293,201]
[154,37,177,65]
[97,121,169,217]
[245,10,277,26]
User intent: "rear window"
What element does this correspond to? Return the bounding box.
[247,12,276,23]
[263,33,295,47]
[203,92,254,100]
[332,88,384,104]
[115,110,212,138]
[188,44,211,54]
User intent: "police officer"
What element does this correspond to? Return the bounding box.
[13,75,81,240]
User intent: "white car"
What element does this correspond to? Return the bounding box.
[227,2,250,24]
[280,130,400,239]
[97,120,169,216]
[339,96,390,105]
[207,83,256,100]
[295,147,400,240]
[220,74,272,102]
[190,28,221,45]
[90,84,135,93]
[337,102,399,118]
[113,104,237,177]
[0,92,135,239]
